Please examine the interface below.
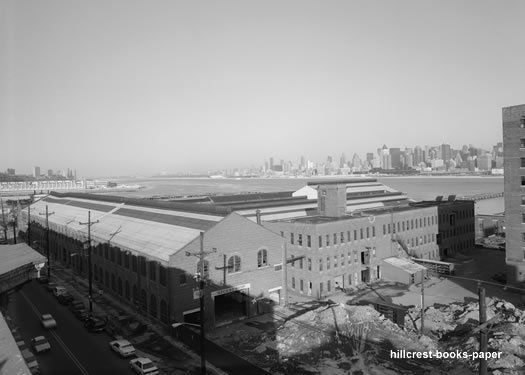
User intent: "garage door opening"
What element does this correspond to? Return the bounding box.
[183,309,201,325]
[214,290,248,324]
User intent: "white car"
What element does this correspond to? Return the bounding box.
[41,314,57,329]
[31,336,51,353]
[129,357,159,375]
[109,339,136,357]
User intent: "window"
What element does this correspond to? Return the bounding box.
[360,228,363,240]
[396,222,400,233]
[522,196,525,205]
[307,235,311,248]
[291,233,294,244]
[292,277,296,289]
[159,266,167,286]
[197,260,209,278]
[383,224,386,235]
[402,222,405,231]
[300,279,304,292]
[333,233,337,245]
[347,231,351,242]
[308,258,312,271]
[110,248,115,262]
[521,158,525,168]
[522,233,525,242]
[354,230,357,240]
[327,280,331,292]
[179,273,186,285]
[326,256,330,269]
[299,258,303,269]
[255,248,268,267]
[388,224,391,234]
[411,220,414,229]
[521,139,525,148]
[341,254,345,266]
[298,234,303,246]
[319,258,323,271]
[521,116,525,128]
[340,232,344,243]
[280,231,284,237]
[522,213,525,223]
[139,257,147,276]
[117,250,122,266]
[227,255,241,273]
[366,227,370,238]
[372,227,375,237]
[334,255,338,267]
[124,253,129,269]
[320,282,323,293]
[326,235,330,246]
[319,236,323,248]
[149,262,157,282]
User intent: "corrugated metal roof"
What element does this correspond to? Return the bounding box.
[114,208,216,231]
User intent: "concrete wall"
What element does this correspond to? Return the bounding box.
[380,262,411,285]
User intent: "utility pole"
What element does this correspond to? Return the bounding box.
[214,254,227,285]
[282,242,288,307]
[39,206,55,279]
[1,198,7,241]
[27,206,31,245]
[478,284,487,375]
[79,211,99,315]
[420,271,425,335]
[185,232,216,375]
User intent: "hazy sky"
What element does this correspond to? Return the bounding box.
[1,0,524,177]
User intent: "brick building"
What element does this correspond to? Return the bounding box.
[503,104,525,284]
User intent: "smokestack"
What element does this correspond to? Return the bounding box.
[255,209,261,224]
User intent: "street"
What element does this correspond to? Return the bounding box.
[7,280,135,375]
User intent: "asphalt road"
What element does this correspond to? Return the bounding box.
[8,280,136,375]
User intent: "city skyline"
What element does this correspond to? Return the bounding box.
[2,1,525,176]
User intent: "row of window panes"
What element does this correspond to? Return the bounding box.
[293,248,376,271]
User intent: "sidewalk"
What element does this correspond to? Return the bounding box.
[50,264,226,375]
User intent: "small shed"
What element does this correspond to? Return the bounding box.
[380,257,426,285]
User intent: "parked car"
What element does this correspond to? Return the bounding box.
[84,317,106,332]
[52,286,67,297]
[109,339,136,357]
[68,300,85,313]
[46,282,59,292]
[20,348,40,374]
[74,309,90,321]
[31,336,51,353]
[129,357,159,375]
[57,293,74,305]
[41,314,57,329]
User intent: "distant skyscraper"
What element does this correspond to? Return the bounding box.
[269,157,274,171]
[6,168,15,175]
[503,104,525,284]
[339,153,346,168]
[389,148,401,169]
[440,144,452,162]
[33,166,40,178]
[477,153,492,171]
[366,153,374,163]
[47,169,53,177]
[380,145,391,170]
[300,156,305,170]
[264,161,269,171]
[413,146,423,165]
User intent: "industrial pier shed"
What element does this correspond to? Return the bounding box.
[22,194,284,328]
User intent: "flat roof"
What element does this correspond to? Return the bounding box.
[0,311,31,375]
[381,257,427,274]
[0,243,47,275]
[307,178,377,186]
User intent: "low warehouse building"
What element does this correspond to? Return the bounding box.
[380,257,426,285]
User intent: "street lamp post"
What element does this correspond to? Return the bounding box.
[39,205,54,279]
[79,211,99,315]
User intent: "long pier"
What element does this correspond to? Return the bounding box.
[458,192,504,202]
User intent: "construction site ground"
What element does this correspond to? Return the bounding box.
[208,248,525,375]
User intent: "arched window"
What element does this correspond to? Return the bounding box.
[141,289,147,311]
[160,300,168,323]
[125,281,130,300]
[227,255,241,273]
[150,295,157,318]
[257,249,268,268]
[132,285,138,304]
[117,277,122,296]
[196,260,209,279]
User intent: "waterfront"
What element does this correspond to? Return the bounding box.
[113,176,504,215]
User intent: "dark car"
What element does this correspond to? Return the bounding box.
[37,276,49,284]
[57,293,75,305]
[68,301,85,313]
[75,309,90,321]
[45,282,59,292]
[492,273,507,284]
[84,317,107,332]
